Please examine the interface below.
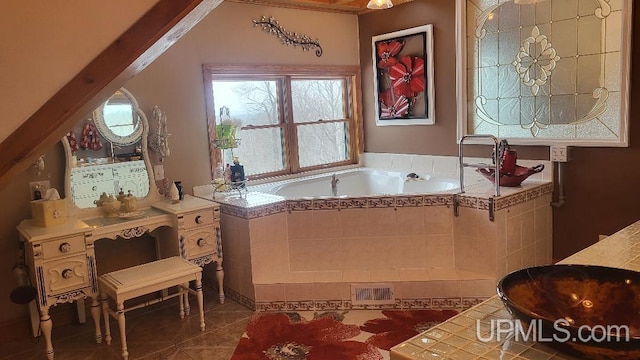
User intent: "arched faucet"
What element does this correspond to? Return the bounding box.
[331,174,340,196]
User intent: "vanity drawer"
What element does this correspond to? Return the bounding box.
[182,228,217,259]
[42,254,90,296]
[182,209,214,229]
[41,235,86,259]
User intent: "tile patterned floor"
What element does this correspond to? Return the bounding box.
[1,286,254,360]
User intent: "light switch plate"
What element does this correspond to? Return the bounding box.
[29,180,51,200]
[550,145,568,162]
[154,165,165,180]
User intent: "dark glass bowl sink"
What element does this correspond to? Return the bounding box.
[497,265,640,359]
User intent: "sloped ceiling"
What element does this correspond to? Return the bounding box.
[0,0,223,190]
[0,0,406,190]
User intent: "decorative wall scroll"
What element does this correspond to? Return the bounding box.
[456,0,632,146]
[149,106,171,162]
[252,16,323,57]
[372,24,435,126]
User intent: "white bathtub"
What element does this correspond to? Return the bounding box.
[251,168,460,198]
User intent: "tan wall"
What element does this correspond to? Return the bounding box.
[125,1,360,194]
[0,0,158,143]
[359,0,640,260]
[0,1,358,326]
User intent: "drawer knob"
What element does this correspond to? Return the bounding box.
[59,242,71,253]
[195,215,204,224]
[62,269,73,279]
[196,238,206,247]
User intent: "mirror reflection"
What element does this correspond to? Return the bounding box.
[94,90,144,146]
[63,88,154,210]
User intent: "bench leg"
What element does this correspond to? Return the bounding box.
[179,287,185,319]
[91,295,102,344]
[196,276,205,331]
[216,262,225,304]
[116,302,129,360]
[100,293,112,345]
[183,282,191,316]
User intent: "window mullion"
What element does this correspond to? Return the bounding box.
[283,76,300,174]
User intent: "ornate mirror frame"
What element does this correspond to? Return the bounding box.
[93,88,145,146]
[62,88,160,217]
[456,0,632,146]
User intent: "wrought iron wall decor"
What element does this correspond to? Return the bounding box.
[252,16,323,57]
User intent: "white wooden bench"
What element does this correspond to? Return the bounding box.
[98,256,205,360]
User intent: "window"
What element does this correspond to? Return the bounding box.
[203,65,361,179]
[456,0,632,146]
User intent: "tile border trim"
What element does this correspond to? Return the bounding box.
[219,183,553,219]
[253,297,490,312]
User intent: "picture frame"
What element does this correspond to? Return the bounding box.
[372,24,435,126]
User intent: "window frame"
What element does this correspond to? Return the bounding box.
[203,64,363,180]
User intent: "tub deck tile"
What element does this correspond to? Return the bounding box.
[395,195,425,207]
[367,196,395,208]
[312,198,340,210]
[339,197,368,208]
[287,199,313,212]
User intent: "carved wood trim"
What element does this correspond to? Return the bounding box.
[0,0,223,190]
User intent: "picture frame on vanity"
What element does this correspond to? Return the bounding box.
[373,24,435,126]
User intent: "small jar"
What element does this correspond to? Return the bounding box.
[122,192,138,212]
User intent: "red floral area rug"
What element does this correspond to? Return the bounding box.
[230,309,458,360]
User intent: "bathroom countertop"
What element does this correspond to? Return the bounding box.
[390,220,640,360]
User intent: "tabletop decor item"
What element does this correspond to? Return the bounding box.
[477,164,544,187]
[101,194,121,217]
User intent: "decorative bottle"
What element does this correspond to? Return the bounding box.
[169,181,180,202]
[214,162,224,182]
[230,157,245,184]
[225,164,232,183]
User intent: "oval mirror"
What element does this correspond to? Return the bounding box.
[62,88,160,216]
[94,89,144,146]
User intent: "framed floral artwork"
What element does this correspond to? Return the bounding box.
[373,24,435,126]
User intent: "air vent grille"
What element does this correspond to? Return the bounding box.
[350,283,395,305]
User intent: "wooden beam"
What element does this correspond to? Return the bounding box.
[0,0,222,190]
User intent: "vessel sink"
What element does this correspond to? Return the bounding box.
[497,265,640,359]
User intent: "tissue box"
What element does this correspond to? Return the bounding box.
[31,199,67,227]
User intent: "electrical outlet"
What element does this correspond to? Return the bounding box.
[550,145,569,162]
[29,180,50,200]
[153,164,165,180]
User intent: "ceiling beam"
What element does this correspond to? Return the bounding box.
[0,0,223,190]
[227,0,414,14]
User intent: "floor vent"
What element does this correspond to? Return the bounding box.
[350,283,395,305]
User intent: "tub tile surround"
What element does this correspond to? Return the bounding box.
[193,154,553,311]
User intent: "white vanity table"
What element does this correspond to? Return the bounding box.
[17,87,224,360]
[17,195,223,360]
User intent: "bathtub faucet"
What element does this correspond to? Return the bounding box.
[331,174,340,196]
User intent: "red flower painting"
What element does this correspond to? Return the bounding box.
[360,310,458,351]
[231,312,382,360]
[380,89,410,118]
[373,26,433,123]
[389,56,425,98]
[376,40,405,69]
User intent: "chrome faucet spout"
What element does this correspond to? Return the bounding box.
[331,174,339,196]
